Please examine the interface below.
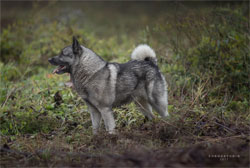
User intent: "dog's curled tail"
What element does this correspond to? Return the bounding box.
[131,44,157,64]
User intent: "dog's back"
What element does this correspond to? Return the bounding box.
[111,60,162,106]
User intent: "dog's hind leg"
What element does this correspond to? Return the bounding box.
[136,99,154,120]
[87,103,102,135]
[150,95,169,118]
[147,80,169,118]
[98,107,116,134]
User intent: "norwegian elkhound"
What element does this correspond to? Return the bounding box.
[48,37,168,134]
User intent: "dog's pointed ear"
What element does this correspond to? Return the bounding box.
[72,36,82,55]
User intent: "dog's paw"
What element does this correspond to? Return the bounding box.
[108,129,116,135]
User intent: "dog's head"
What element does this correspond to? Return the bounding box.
[48,36,83,74]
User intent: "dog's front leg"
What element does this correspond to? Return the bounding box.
[99,107,116,134]
[87,104,102,135]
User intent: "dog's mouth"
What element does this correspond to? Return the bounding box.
[53,65,68,74]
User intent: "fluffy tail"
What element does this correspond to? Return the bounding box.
[131,44,157,64]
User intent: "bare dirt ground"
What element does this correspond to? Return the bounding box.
[1,121,249,167]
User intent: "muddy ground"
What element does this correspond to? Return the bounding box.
[1,121,249,167]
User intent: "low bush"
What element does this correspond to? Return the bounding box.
[153,6,249,106]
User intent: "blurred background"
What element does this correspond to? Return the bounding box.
[1,1,248,64]
[0,1,249,167]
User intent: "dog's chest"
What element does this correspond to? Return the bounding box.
[70,76,88,99]
[74,84,88,99]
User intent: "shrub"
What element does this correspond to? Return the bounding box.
[157,6,249,103]
[0,12,94,79]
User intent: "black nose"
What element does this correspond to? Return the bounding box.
[48,58,54,64]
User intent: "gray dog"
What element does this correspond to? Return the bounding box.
[48,37,168,134]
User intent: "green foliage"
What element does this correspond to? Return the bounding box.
[0,4,249,138]
[157,6,249,104]
[0,16,94,76]
[185,7,249,97]
[0,27,24,63]
[114,103,145,128]
[188,33,249,97]
[0,62,22,81]
[0,68,88,135]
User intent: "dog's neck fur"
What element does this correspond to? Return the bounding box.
[70,46,106,88]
